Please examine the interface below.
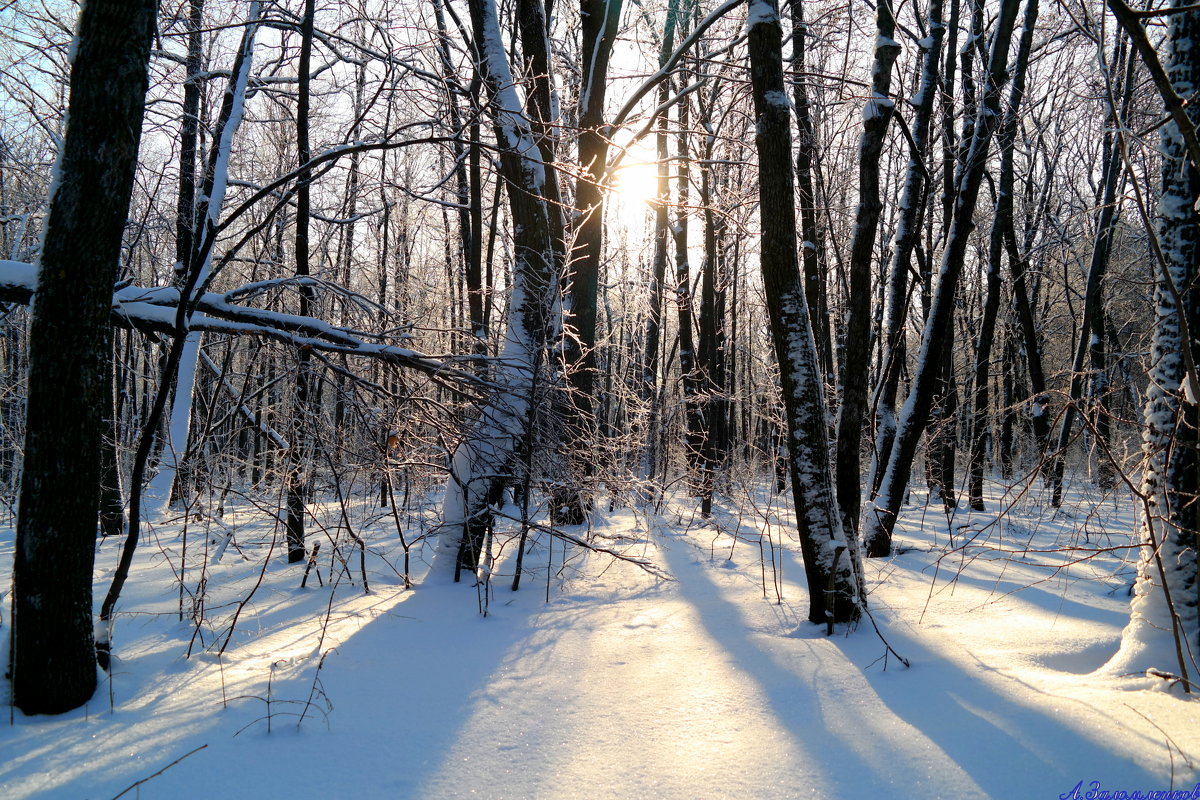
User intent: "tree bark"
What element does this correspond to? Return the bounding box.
[788,0,833,384]
[967,0,1037,510]
[870,0,945,499]
[434,0,561,580]
[1047,31,1132,507]
[863,0,1022,558]
[284,0,316,564]
[835,0,901,535]
[747,0,862,624]
[1111,0,1200,684]
[11,0,156,715]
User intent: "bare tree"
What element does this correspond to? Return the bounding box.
[864,0,1023,558]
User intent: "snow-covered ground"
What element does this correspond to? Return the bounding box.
[0,476,1196,799]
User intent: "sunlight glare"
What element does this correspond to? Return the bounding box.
[609,146,660,228]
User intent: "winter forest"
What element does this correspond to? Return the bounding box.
[0,0,1198,795]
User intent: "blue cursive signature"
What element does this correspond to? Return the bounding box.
[1060,781,1200,800]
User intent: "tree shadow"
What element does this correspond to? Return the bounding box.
[660,534,1166,798]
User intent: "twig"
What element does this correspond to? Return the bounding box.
[109,744,208,799]
[862,605,911,668]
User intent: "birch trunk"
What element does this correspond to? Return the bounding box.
[1108,0,1200,685]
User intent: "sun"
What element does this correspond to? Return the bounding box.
[613,160,659,205]
[608,144,660,228]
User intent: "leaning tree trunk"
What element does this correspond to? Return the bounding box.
[143,6,260,519]
[11,0,156,715]
[434,0,561,580]
[869,0,945,499]
[98,3,262,656]
[863,0,1022,558]
[747,0,862,625]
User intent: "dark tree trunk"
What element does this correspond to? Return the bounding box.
[835,0,901,535]
[789,0,833,384]
[1048,31,1132,506]
[747,0,862,625]
[285,0,316,564]
[674,63,705,472]
[175,0,204,276]
[571,0,624,405]
[12,0,156,715]
[968,0,1038,510]
[864,0,1022,558]
[926,328,958,511]
[698,140,729,515]
[639,0,681,489]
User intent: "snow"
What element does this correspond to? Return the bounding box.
[1,478,1195,799]
[745,0,779,30]
[862,93,896,122]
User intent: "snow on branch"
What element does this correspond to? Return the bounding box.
[0,259,486,388]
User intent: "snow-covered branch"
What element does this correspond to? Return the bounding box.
[0,259,486,388]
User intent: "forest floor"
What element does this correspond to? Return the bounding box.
[0,474,1197,799]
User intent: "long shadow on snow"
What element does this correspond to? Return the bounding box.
[661,533,1164,798]
[658,533,992,798]
[314,578,584,796]
[770,545,1167,794]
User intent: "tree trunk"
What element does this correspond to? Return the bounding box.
[835,0,901,534]
[674,54,705,473]
[11,0,156,715]
[284,0,316,564]
[143,6,261,519]
[434,0,561,580]
[863,0,1022,558]
[967,0,1037,510]
[1109,0,1200,684]
[870,0,945,499]
[789,0,833,384]
[747,0,862,625]
[1048,32,1132,506]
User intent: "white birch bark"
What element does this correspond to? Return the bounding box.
[1107,0,1200,682]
